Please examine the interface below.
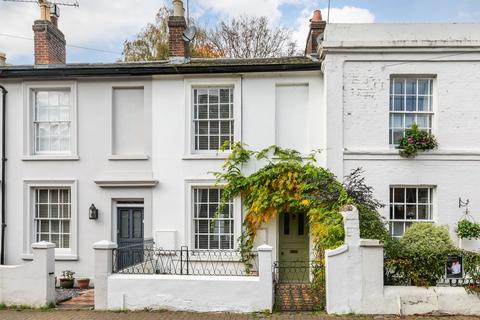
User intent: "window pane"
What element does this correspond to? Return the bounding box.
[392,114,403,128]
[417,80,429,95]
[394,205,405,219]
[406,188,416,203]
[417,96,428,111]
[406,80,416,94]
[417,115,429,128]
[405,114,415,128]
[405,96,416,111]
[393,80,404,95]
[394,188,405,203]
[418,205,428,220]
[418,189,429,203]
[393,96,404,111]
[406,205,416,219]
[392,222,404,237]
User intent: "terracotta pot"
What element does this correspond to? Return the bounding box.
[59,278,74,289]
[77,279,90,290]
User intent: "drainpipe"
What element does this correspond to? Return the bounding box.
[0,84,7,265]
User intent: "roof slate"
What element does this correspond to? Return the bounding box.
[0,56,320,79]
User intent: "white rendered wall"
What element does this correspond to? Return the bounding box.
[0,242,55,307]
[323,50,480,250]
[326,206,480,315]
[94,242,274,312]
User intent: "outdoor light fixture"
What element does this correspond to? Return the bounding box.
[89,204,98,220]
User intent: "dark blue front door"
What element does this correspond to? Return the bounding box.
[116,207,144,270]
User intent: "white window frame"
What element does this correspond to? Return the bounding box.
[22,180,78,260]
[185,179,242,250]
[388,185,435,238]
[389,77,435,146]
[184,78,242,158]
[23,82,78,160]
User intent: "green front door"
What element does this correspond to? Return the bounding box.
[278,212,309,283]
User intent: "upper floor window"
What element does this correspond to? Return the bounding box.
[33,89,71,154]
[389,78,434,145]
[389,186,433,238]
[192,87,234,151]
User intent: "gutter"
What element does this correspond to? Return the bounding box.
[0,84,6,265]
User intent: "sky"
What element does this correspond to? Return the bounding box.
[1,0,480,65]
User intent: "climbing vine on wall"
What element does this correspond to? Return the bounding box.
[214,143,387,306]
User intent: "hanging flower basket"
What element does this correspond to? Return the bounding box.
[398,123,437,158]
[457,218,480,240]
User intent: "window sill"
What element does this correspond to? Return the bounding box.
[344,149,480,161]
[108,155,150,161]
[22,155,80,161]
[21,253,78,261]
[182,153,230,160]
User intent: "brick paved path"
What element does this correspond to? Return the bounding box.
[1,310,480,320]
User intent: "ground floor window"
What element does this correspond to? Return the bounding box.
[193,187,234,250]
[389,186,433,238]
[34,188,71,249]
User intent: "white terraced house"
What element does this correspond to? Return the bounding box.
[2,0,480,313]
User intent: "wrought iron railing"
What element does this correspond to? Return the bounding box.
[112,244,259,276]
[273,260,321,284]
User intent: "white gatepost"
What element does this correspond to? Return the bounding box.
[31,241,56,305]
[257,244,274,312]
[325,205,384,314]
[93,240,117,310]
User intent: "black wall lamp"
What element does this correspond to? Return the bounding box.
[89,204,99,220]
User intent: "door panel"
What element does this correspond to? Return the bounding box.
[116,207,144,270]
[279,212,309,283]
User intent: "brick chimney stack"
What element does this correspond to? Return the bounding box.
[168,0,188,63]
[32,0,66,65]
[305,10,326,56]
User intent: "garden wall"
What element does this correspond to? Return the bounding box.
[93,241,274,312]
[0,242,56,307]
[325,206,480,315]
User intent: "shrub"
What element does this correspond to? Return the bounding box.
[385,223,455,286]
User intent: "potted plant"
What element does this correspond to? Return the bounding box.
[76,278,90,290]
[398,123,437,158]
[59,270,75,289]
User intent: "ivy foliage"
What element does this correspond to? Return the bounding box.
[214,143,387,257]
[398,123,437,158]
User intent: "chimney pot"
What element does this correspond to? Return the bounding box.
[311,10,322,22]
[172,0,185,17]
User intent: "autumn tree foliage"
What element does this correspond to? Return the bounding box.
[208,16,297,59]
[122,7,297,61]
